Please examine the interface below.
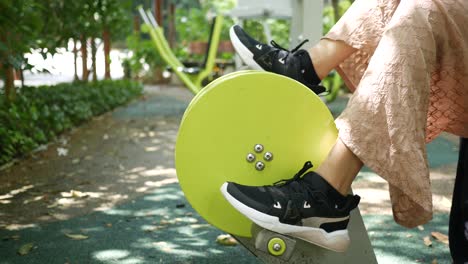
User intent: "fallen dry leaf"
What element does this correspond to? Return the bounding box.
[406,234,413,238]
[431,231,449,245]
[71,190,88,198]
[17,243,34,255]
[61,190,88,198]
[57,147,68,156]
[64,233,89,240]
[417,225,425,231]
[35,145,48,152]
[216,234,238,246]
[423,236,432,247]
[144,226,161,233]
[47,202,58,209]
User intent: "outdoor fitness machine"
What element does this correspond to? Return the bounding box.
[175,71,377,263]
[138,7,222,94]
[139,3,376,263]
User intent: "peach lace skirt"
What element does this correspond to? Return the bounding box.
[325,0,468,227]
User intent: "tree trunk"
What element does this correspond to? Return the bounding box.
[331,0,340,22]
[168,3,176,48]
[4,65,15,102]
[154,0,163,25]
[73,38,79,81]
[91,37,97,82]
[133,15,140,33]
[103,28,111,79]
[20,68,24,87]
[80,35,88,82]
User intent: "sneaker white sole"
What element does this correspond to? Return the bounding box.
[229,26,264,71]
[220,182,350,252]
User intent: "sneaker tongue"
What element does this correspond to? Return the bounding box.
[302,171,347,206]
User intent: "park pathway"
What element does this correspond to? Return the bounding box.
[0,85,460,263]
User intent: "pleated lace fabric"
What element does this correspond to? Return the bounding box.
[325,0,468,227]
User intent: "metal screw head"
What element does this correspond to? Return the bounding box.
[255,161,265,171]
[246,153,256,163]
[273,243,282,252]
[264,152,273,161]
[254,144,264,153]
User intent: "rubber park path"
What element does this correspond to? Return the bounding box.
[0,85,460,264]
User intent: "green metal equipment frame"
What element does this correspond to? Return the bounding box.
[138,7,223,94]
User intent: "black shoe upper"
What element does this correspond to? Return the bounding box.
[231,25,325,95]
[226,161,360,231]
[231,25,272,59]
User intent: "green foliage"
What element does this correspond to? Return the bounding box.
[173,7,214,62]
[124,33,165,78]
[200,0,236,13]
[0,0,45,71]
[97,0,133,40]
[242,19,291,48]
[173,0,237,63]
[323,0,352,34]
[202,0,237,42]
[0,0,133,88]
[0,80,142,165]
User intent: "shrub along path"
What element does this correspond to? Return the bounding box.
[0,86,459,263]
[0,80,143,166]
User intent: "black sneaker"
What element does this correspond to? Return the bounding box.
[229,25,325,95]
[220,161,360,252]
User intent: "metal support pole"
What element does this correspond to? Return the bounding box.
[290,0,323,49]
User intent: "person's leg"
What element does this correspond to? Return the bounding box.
[316,138,363,196]
[224,2,391,252]
[224,0,468,249]
[308,39,356,81]
[449,137,468,262]
[230,25,356,95]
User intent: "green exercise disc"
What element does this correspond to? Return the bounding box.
[175,71,337,237]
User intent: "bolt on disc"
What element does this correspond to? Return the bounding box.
[255,161,265,171]
[254,144,264,153]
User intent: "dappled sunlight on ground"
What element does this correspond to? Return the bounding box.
[0,88,189,232]
[364,214,451,263]
[0,182,258,263]
[0,185,35,205]
[354,169,455,215]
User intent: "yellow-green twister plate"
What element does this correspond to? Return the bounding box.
[175,71,337,237]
